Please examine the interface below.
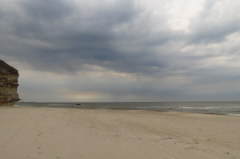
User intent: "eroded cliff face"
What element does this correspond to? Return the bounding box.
[0,59,20,106]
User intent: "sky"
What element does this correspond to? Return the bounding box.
[1,0,240,102]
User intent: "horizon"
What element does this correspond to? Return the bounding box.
[1,0,240,102]
[18,100,240,103]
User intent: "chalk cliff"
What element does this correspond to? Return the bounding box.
[0,59,20,106]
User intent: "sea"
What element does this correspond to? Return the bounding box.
[15,101,240,117]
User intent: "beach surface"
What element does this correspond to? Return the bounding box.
[0,107,239,159]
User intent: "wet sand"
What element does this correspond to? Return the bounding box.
[0,106,239,159]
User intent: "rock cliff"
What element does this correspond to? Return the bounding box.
[0,59,20,106]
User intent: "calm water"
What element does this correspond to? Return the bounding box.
[16,101,240,116]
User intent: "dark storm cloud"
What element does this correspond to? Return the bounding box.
[20,0,73,20]
[0,0,177,75]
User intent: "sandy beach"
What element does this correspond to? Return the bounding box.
[0,107,239,159]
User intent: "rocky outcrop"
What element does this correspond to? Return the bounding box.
[0,59,20,106]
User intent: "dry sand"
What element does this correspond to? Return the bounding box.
[0,106,239,159]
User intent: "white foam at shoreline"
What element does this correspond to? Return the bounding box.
[227,114,240,117]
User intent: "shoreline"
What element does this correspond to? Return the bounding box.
[1,106,239,159]
[15,101,240,117]
[13,105,240,117]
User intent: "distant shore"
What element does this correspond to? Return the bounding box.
[0,106,239,159]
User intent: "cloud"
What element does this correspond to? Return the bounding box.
[1,0,240,101]
[0,0,181,75]
[189,0,240,43]
[20,0,73,20]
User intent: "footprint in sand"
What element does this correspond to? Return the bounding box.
[184,146,195,150]
[162,137,172,140]
[37,146,42,154]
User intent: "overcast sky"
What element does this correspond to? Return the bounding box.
[1,0,240,102]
